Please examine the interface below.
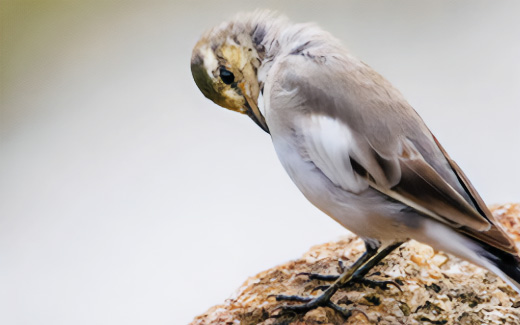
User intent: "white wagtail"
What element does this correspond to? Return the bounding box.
[190,10,520,317]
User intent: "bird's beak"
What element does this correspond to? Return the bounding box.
[244,95,269,133]
[238,82,269,134]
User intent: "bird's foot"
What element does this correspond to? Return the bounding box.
[272,291,356,319]
[307,278,400,294]
[270,243,402,320]
[298,259,401,292]
[271,262,363,319]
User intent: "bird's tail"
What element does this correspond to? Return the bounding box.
[479,242,520,293]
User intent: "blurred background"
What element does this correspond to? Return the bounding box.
[1,1,519,324]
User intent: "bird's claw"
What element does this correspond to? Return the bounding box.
[272,294,358,320]
[270,296,316,318]
[274,294,313,302]
[310,285,330,293]
[272,295,326,316]
[297,272,340,281]
[298,259,401,292]
[326,301,368,319]
[355,278,402,292]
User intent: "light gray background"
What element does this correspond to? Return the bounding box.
[1,1,519,324]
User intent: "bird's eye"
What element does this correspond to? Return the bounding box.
[219,67,235,85]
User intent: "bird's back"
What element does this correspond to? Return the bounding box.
[264,33,516,255]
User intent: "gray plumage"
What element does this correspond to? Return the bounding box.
[191,10,520,294]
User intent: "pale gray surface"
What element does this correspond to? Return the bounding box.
[1,1,519,324]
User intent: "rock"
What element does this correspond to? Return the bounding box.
[191,204,520,324]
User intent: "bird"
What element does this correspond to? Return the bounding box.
[190,10,520,317]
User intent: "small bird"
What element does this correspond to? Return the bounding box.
[191,10,520,316]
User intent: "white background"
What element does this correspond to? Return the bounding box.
[1,1,519,324]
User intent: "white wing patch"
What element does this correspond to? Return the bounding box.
[300,115,368,193]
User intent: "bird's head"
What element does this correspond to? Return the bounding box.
[191,26,269,133]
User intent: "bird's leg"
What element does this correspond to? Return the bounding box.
[301,242,404,292]
[274,240,380,316]
[351,241,403,279]
[348,241,404,290]
[274,241,404,318]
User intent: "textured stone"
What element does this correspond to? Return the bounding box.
[191,204,520,324]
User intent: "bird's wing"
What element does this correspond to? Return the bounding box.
[269,53,515,252]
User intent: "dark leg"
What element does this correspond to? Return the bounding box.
[274,241,404,318]
[274,240,379,315]
[351,241,403,279]
[348,241,404,291]
[299,241,404,291]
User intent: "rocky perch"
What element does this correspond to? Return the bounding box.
[191,204,520,325]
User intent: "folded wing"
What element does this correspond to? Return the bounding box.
[269,52,515,253]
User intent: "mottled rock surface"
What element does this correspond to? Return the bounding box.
[191,204,520,324]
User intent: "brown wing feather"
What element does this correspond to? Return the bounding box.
[431,135,517,253]
[395,157,490,231]
[361,136,491,231]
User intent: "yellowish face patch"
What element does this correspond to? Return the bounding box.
[220,43,248,70]
[191,38,261,115]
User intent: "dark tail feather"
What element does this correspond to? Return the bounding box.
[479,242,520,292]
